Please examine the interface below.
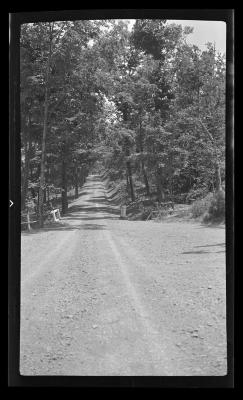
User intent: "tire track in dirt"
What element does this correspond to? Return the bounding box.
[91,188,172,375]
[21,229,77,288]
[106,221,227,375]
[103,227,172,375]
[20,174,227,376]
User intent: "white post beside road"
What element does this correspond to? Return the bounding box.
[51,209,61,222]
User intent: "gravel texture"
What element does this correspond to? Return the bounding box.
[20,175,227,376]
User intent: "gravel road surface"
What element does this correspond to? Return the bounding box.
[20,175,227,376]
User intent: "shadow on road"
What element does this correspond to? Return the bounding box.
[181,247,225,254]
[197,223,225,229]
[182,250,210,254]
[67,190,120,220]
[22,222,107,234]
[195,243,225,248]
[181,239,225,255]
[22,176,120,234]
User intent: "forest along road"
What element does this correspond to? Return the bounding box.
[20,174,227,376]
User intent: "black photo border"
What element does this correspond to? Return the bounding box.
[9,8,234,388]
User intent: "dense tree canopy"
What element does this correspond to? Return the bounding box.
[20,19,225,222]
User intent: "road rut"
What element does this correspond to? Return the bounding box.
[20,174,227,376]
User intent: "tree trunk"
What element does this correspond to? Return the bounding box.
[126,170,129,192]
[80,168,84,186]
[21,110,33,210]
[169,173,173,200]
[156,171,165,202]
[142,161,150,197]
[74,166,79,198]
[138,114,150,197]
[127,160,135,202]
[82,167,86,184]
[215,162,222,192]
[21,129,30,210]
[61,159,68,214]
[38,23,53,228]
[85,167,89,182]
[168,158,173,200]
[125,134,135,202]
[43,188,46,203]
[75,184,79,198]
[197,118,223,194]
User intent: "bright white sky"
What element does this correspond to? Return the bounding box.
[171,20,226,54]
[125,19,226,55]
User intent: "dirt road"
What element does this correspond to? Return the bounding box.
[20,175,227,376]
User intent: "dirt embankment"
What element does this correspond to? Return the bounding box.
[103,172,225,227]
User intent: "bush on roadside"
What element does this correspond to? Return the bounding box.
[205,189,225,222]
[191,190,225,222]
[191,193,214,218]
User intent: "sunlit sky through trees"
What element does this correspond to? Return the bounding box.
[123,19,226,55]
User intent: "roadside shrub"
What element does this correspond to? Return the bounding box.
[191,193,214,218]
[206,190,225,221]
[191,190,225,222]
[202,211,211,223]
